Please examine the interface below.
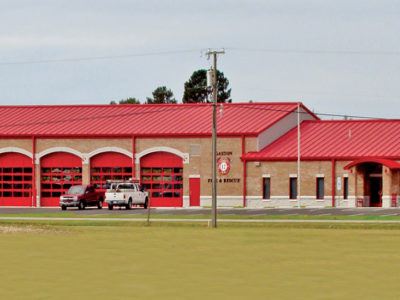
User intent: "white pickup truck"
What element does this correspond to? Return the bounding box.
[105,181,149,210]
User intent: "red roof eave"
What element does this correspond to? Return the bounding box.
[241,155,400,163]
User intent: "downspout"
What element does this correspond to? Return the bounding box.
[132,136,136,179]
[331,159,336,207]
[242,135,246,207]
[32,136,36,207]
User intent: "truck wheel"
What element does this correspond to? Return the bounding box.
[144,198,148,209]
[61,206,67,211]
[97,200,103,209]
[126,199,132,210]
[108,205,113,210]
[78,201,85,210]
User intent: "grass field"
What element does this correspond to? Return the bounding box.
[2,211,400,221]
[1,222,400,299]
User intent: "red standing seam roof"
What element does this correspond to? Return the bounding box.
[243,119,400,161]
[0,102,314,137]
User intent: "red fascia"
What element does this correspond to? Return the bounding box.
[0,133,259,139]
[0,101,301,109]
[241,155,400,162]
[299,102,319,120]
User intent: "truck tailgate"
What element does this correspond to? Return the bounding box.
[105,192,125,201]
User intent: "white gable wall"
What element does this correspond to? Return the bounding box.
[257,107,316,151]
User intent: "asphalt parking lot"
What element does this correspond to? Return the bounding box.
[1,207,400,216]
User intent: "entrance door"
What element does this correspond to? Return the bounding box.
[189,177,200,206]
[370,177,382,207]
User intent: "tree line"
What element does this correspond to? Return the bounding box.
[110,69,231,104]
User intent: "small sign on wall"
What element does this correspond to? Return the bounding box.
[217,157,231,175]
[336,177,342,191]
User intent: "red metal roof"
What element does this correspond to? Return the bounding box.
[243,119,400,160]
[0,102,311,137]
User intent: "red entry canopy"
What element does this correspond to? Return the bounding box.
[344,158,400,170]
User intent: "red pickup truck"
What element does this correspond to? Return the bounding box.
[59,185,105,210]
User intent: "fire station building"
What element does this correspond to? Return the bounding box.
[0,102,399,208]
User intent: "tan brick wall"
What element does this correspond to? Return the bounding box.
[391,170,400,195]
[0,139,32,153]
[245,137,257,152]
[247,160,333,197]
[36,138,132,154]
[334,161,352,197]
[4,136,400,207]
[382,166,392,196]
[136,137,244,196]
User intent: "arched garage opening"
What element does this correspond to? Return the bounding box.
[140,151,183,207]
[40,152,82,207]
[90,152,133,192]
[0,153,33,206]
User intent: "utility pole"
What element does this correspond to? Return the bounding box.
[207,48,225,228]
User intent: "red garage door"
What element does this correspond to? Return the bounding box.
[90,152,133,193]
[40,152,82,207]
[0,153,33,206]
[141,152,183,207]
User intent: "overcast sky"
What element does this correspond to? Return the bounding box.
[1,0,400,119]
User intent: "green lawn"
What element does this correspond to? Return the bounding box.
[1,223,400,299]
[2,211,400,221]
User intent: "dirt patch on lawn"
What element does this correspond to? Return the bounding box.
[0,225,65,234]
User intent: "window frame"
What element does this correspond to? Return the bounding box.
[316,177,324,200]
[343,177,348,199]
[262,177,271,199]
[289,177,297,199]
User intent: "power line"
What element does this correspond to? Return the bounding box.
[2,46,400,66]
[0,49,203,66]
[227,47,400,56]
[235,105,387,120]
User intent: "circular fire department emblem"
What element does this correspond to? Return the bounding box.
[217,157,231,175]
